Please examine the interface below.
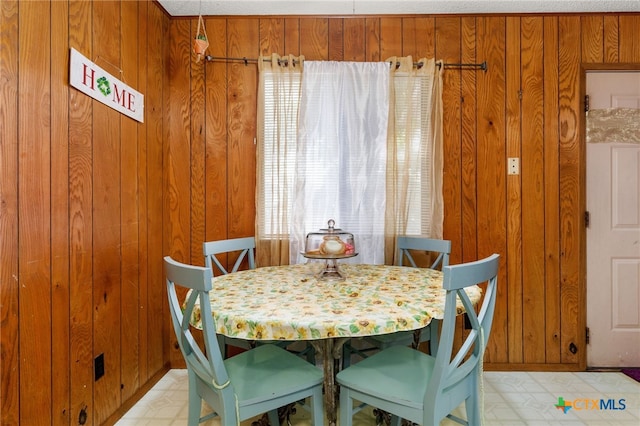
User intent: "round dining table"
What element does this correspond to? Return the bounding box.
[189,262,482,426]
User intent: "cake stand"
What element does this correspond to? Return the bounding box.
[301,252,359,280]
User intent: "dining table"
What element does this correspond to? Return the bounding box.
[188,261,482,426]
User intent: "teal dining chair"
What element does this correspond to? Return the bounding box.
[203,237,315,363]
[164,256,324,426]
[203,236,256,275]
[203,237,257,358]
[342,237,451,368]
[337,253,499,426]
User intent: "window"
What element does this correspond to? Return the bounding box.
[257,57,442,264]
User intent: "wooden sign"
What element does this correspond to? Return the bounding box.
[69,47,144,123]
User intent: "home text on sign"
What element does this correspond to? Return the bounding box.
[69,48,144,123]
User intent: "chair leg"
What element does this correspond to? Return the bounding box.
[428,319,440,356]
[342,343,352,368]
[342,339,372,368]
[389,414,402,426]
[465,393,480,425]
[312,387,324,425]
[411,329,422,349]
[306,345,317,364]
[339,388,353,426]
[267,409,280,426]
[187,371,202,426]
[217,334,228,358]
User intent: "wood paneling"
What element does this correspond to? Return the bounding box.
[619,15,640,62]
[300,18,329,60]
[2,4,640,425]
[558,15,583,366]
[477,16,509,363]
[380,17,402,59]
[328,18,344,60]
[68,0,96,422]
[582,15,604,63]
[505,16,523,364]
[205,17,229,245]
[438,17,464,267]
[164,12,639,371]
[365,18,381,61]
[460,16,479,265]
[146,0,167,380]
[344,18,366,61]
[120,0,141,404]
[1,0,19,423]
[51,0,72,423]
[18,1,52,422]
[603,15,619,63]
[543,16,562,365]
[92,1,124,421]
[521,16,546,364]
[1,1,168,424]
[227,19,258,240]
[285,18,301,55]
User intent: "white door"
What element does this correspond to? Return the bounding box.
[586,71,640,368]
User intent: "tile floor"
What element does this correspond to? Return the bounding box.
[116,369,640,425]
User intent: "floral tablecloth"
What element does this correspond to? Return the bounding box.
[189,262,482,341]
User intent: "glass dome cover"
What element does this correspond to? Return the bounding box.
[303,219,356,258]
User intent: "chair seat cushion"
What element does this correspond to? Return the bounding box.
[225,344,323,406]
[336,345,435,409]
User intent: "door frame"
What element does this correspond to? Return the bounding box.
[580,62,640,369]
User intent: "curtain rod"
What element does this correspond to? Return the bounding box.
[203,55,488,71]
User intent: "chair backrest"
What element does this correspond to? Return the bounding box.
[424,253,499,422]
[164,256,237,421]
[203,237,256,275]
[396,236,451,270]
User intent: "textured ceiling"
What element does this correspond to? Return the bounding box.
[156,0,640,16]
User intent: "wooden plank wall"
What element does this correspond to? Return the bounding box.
[1,0,168,424]
[164,13,640,369]
[1,3,640,425]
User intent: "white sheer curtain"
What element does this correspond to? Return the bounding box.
[290,61,390,264]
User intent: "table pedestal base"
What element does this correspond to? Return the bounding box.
[309,337,349,426]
